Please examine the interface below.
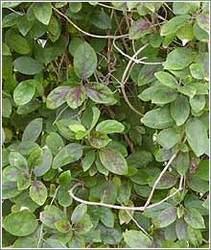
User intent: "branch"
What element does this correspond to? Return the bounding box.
[69,178,184,212]
[143,151,178,209]
[53,7,128,39]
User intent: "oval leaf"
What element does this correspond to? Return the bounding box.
[99,148,128,175]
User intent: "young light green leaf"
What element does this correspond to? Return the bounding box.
[52,143,83,169]
[96,120,125,134]
[59,170,72,186]
[29,181,48,206]
[185,118,208,157]
[123,230,152,248]
[3,210,38,236]
[22,118,43,142]
[161,15,189,36]
[170,95,190,126]
[14,80,36,106]
[74,42,97,79]
[99,148,128,175]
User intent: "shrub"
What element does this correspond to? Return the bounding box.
[2,2,209,248]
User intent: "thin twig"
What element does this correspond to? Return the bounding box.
[37,223,43,248]
[120,44,149,117]
[69,178,183,212]
[143,151,178,209]
[124,209,151,238]
[53,7,128,39]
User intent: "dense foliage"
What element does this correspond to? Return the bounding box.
[2,1,209,248]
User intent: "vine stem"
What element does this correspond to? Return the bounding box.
[143,151,178,209]
[53,7,128,39]
[69,176,183,212]
[120,44,148,117]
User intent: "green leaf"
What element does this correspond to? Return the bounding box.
[2,2,22,8]
[153,207,177,228]
[157,128,180,149]
[194,160,209,181]
[14,56,43,75]
[89,106,101,131]
[46,132,64,155]
[177,23,194,46]
[154,71,178,89]
[184,208,205,229]
[190,63,205,80]
[141,106,174,129]
[6,33,31,54]
[129,19,151,39]
[75,214,93,235]
[173,152,190,176]
[54,219,71,233]
[52,143,83,169]
[40,205,66,229]
[89,131,111,149]
[99,148,128,175]
[96,120,125,134]
[34,146,53,176]
[13,80,36,106]
[123,230,152,248]
[66,86,86,109]
[173,2,200,15]
[86,83,116,104]
[91,9,112,30]
[144,85,178,105]
[190,95,206,113]
[196,13,209,34]
[71,204,87,224]
[170,95,190,126]
[99,207,114,228]
[2,98,12,118]
[74,42,97,79]
[163,48,194,70]
[57,186,73,207]
[82,151,96,171]
[9,152,28,169]
[29,181,48,206]
[59,170,72,186]
[22,118,43,142]
[185,118,208,157]
[3,210,38,236]
[33,3,52,25]
[161,15,189,36]
[46,86,71,109]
